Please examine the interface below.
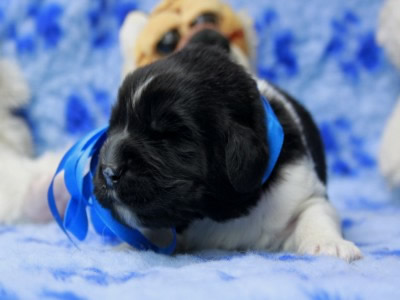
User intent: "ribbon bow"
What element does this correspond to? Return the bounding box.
[47,125,177,254]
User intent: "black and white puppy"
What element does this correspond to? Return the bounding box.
[94,30,362,261]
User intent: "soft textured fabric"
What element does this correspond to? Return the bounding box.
[1,0,400,299]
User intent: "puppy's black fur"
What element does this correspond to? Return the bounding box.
[93,34,326,232]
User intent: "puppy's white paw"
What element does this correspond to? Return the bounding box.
[299,239,362,262]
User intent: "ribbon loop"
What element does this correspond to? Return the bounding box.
[48,125,177,255]
[261,96,285,183]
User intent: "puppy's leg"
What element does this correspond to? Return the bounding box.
[283,197,362,262]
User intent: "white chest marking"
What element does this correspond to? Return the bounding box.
[180,157,326,251]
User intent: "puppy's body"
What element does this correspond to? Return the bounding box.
[94,41,361,261]
[181,81,355,258]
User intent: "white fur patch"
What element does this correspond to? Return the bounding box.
[131,76,154,108]
[230,44,252,72]
[0,60,32,157]
[0,151,69,224]
[377,0,400,69]
[114,203,141,228]
[0,60,30,109]
[282,195,362,262]
[181,157,325,251]
[256,79,308,148]
[379,99,400,187]
[180,157,362,261]
[119,11,148,77]
[114,203,174,247]
[0,60,70,224]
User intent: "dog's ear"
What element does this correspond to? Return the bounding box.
[225,123,268,193]
[119,11,148,77]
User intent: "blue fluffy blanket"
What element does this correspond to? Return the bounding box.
[1,0,400,299]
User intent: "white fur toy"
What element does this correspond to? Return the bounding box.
[0,59,68,224]
[377,0,400,190]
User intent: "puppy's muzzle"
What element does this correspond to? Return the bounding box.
[99,134,127,189]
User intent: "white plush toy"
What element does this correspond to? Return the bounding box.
[377,0,400,191]
[0,59,68,224]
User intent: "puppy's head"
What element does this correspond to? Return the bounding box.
[94,37,268,229]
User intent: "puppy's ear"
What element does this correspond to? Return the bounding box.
[225,124,268,193]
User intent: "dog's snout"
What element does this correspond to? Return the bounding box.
[187,29,230,53]
[99,133,129,188]
[102,165,124,188]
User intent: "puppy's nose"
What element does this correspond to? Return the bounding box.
[102,165,124,188]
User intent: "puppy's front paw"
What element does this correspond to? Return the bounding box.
[299,239,362,262]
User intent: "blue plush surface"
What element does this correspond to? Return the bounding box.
[1,0,400,299]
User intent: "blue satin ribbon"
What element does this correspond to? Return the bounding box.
[48,95,283,254]
[261,95,285,183]
[47,125,177,254]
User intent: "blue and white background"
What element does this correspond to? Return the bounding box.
[1,0,400,299]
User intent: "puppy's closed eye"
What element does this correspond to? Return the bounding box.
[150,111,195,143]
[150,111,182,133]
